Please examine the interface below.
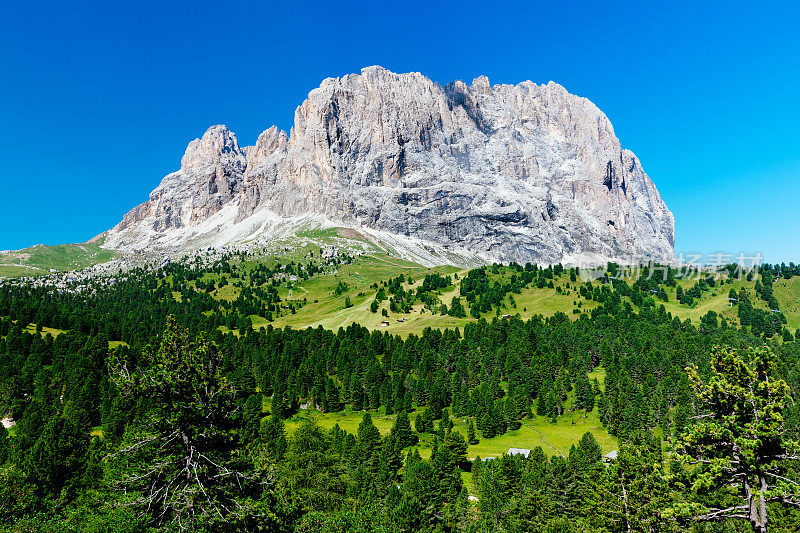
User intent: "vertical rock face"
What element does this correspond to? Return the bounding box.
[106,66,675,265]
[116,125,247,232]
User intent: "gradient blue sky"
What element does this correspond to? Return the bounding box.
[1,1,798,261]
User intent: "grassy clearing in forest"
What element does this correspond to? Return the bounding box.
[282,406,616,461]
[274,366,616,462]
[24,323,66,337]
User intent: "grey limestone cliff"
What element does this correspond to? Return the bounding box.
[105,66,675,265]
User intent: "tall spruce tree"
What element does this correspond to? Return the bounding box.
[467,420,479,445]
[391,410,418,448]
[357,412,382,471]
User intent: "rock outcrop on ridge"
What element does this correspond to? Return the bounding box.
[104,66,675,265]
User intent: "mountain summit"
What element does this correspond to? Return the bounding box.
[103,66,675,265]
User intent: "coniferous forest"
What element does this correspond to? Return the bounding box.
[1,257,800,532]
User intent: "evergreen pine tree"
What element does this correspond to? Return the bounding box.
[357,412,382,471]
[106,316,268,529]
[352,384,364,411]
[241,392,263,444]
[443,430,468,467]
[404,390,414,412]
[467,420,479,445]
[260,414,287,462]
[415,412,425,434]
[391,410,418,448]
[369,384,381,410]
[437,408,452,438]
[577,431,602,463]
[505,396,522,430]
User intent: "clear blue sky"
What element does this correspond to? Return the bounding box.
[1,1,798,262]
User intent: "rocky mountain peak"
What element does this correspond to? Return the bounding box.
[471,75,492,93]
[180,124,245,173]
[104,67,676,266]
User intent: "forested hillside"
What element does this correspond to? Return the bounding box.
[1,254,800,532]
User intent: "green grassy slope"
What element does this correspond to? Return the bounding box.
[658,276,799,330]
[258,254,462,335]
[0,242,116,277]
[203,252,800,338]
[260,256,584,336]
[7,235,796,338]
[774,276,800,331]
